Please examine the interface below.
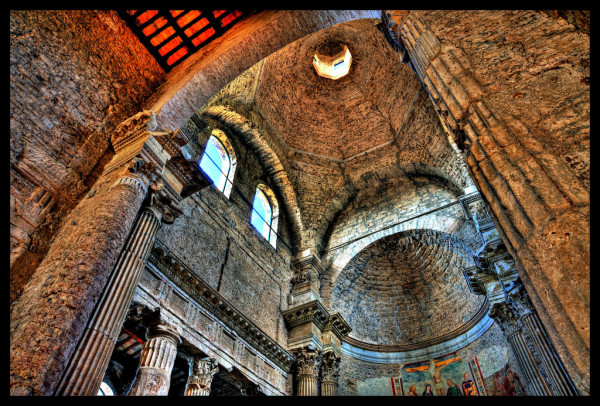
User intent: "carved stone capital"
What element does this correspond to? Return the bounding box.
[144,187,183,224]
[321,351,341,383]
[507,281,535,318]
[489,302,521,337]
[185,357,218,395]
[143,309,181,346]
[293,348,322,378]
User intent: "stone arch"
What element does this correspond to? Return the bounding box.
[314,162,467,257]
[202,105,305,253]
[148,10,381,131]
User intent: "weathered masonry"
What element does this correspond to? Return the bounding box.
[10,10,588,396]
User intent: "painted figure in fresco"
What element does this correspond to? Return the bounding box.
[506,368,525,396]
[422,384,434,396]
[407,385,418,396]
[462,372,478,396]
[432,363,446,396]
[446,378,462,396]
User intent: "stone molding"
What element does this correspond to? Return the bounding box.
[325,313,352,341]
[343,299,489,352]
[148,240,295,373]
[282,300,330,332]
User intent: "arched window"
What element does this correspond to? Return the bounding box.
[199,129,237,198]
[250,184,279,248]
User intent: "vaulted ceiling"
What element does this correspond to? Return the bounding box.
[193,18,472,254]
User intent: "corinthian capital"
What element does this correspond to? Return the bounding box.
[321,351,341,382]
[507,281,535,318]
[186,357,219,394]
[294,348,322,377]
[488,302,521,337]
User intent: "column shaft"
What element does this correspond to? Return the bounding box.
[10,169,151,396]
[128,324,180,396]
[57,207,162,395]
[321,381,337,396]
[297,375,318,396]
[521,312,579,395]
[507,331,550,396]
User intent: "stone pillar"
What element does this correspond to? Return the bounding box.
[509,284,579,396]
[489,302,551,396]
[320,352,340,396]
[128,316,181,396]
[184,357,218,396]
[56,191,179,395]
[398,12,589,394]
[9,112,170,396]
[293,348,322,396]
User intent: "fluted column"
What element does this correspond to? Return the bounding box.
[293,348,322,396]
[184,357,218,396]
[128,318,181,396]
[320,352,340,396]
[509,285,579,396]
[57,200,165,395]
[489,302,551,396]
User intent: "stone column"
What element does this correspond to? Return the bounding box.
[293,348,322,396]
[320,352,340,396]
[128,316,181,396]
[398,12,589,394]
[9,112,170,396]
[184,357,218,396]
[509,284,579,396]
[489,302,551,396]
[56,190,181,395]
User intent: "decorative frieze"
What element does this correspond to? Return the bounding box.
[148,240,295,373]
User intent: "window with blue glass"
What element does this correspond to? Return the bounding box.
[251,185,278,248]
[199,130,236,198]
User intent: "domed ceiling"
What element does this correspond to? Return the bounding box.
[254,18,421,160]
[331,230,487,350]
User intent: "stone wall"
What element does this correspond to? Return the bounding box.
[155,121,294,347]
[10,10,164,306]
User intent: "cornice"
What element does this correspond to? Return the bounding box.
[343,299,490,353]
[282,300,330,331]
[148,240,295,373]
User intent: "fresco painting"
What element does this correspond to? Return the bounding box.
[350,347,525,395]
[401,353,477,396]
[475,345,526,396]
